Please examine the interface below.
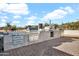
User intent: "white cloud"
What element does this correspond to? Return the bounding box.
[43,9,67,20]
[1,19,6,22]
[0,23,6,27]
[13,15,21,19]
[27,16,37,20]
[1,16,8,19]
[43,6,74,20]
[26,16,37,25]
[0,0,78,3]
[74,19,79,22]
[11,20,20,25]
[0,16,8,23]
[0,16,8,27]
[0,3,29,15]
[60,6,74,14]
[0,0,27,3]
[27,20,35,25]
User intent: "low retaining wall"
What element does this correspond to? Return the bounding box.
[63,30,79,37]
[2,30,61,51]
[4,32,29,51]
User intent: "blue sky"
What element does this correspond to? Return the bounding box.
[0,3,79,27]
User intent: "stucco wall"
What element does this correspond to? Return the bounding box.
[3,30,61,51]
[4,32,29,51]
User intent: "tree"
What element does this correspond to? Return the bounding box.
[4,26,8,32]
[6,23,11,27]
[4,23,17,31]
[61,20,79,30]
[11,25,17,31]
[44,23,49,26]
[4,23,11,32]
[54,24,59,29]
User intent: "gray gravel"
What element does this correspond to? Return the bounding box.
[4,37,73,56]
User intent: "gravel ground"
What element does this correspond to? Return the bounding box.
[3,37,74,56]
